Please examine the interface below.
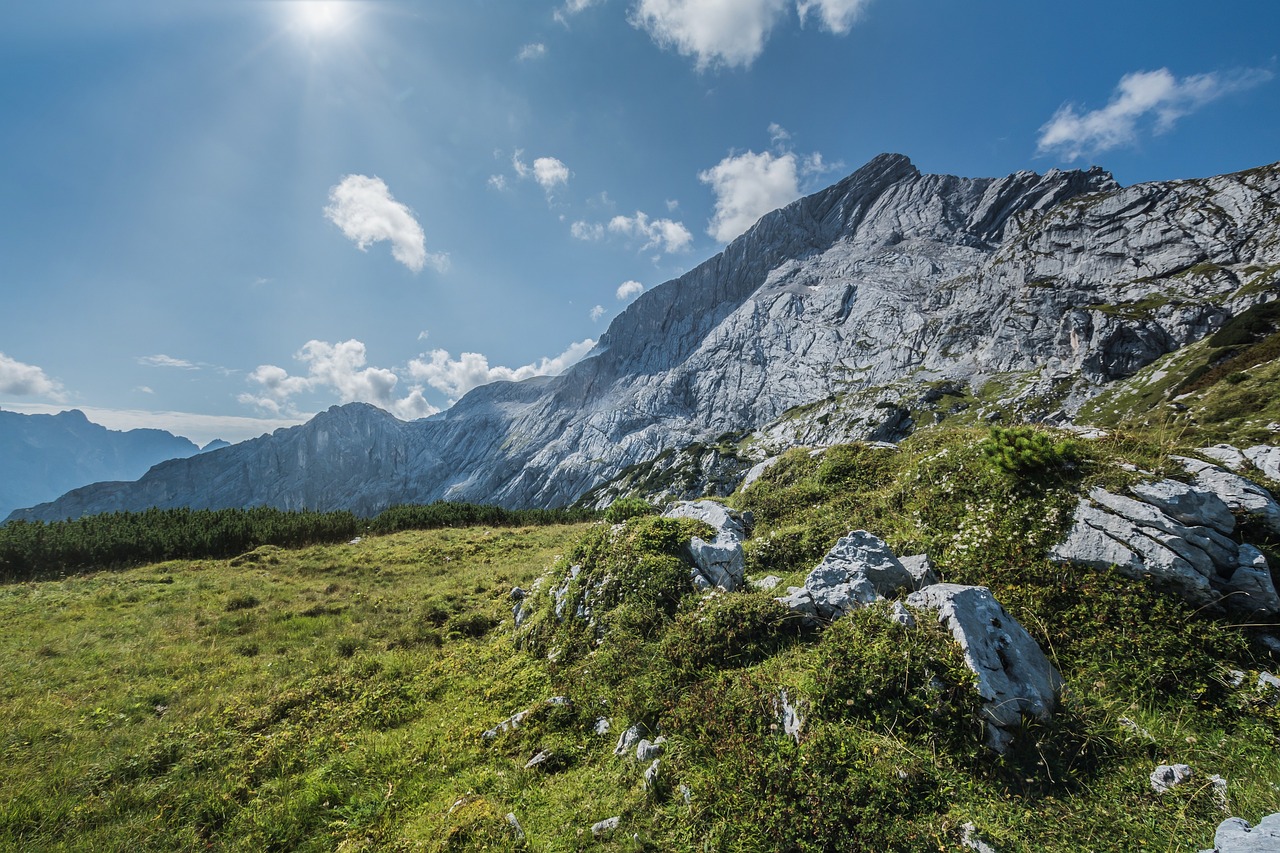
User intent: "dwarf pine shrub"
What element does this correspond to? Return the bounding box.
[980,425,1079,475]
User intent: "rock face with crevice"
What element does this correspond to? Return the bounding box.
[1049,476,1280,615]
[12,156,1280,520]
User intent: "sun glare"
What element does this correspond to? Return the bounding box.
[294,0,348,34]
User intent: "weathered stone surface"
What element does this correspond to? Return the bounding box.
[1200,444,1249,470]
[591,817,620,838]
[635,737,666,762]
[18,158,1280,522]
[774,689,804,744]
[751,575,784,591]
[1128,479,1235,536]
[1205,814,1280,852]
[777,531,915,622]
[1151,763,1194,794]
[1243,446,1280,482]
[900,554,940,589]
[614,724,645,757]
[906,583,1063,752]
[741,456,782,491]
[663,500,747,591]
[1226,546,1280,616]
[643,759,661,791]
[1176,457,1280,537]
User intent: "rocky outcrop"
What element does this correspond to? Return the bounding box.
[14,157,1280,520]
[1050,479,1280,615]
[1176,455,1280,536]
[906,583,1064,752]
[777,531,915,622]
[662,500,748,591]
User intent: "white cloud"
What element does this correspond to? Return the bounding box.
[325,174,448,273]
[555,0,606,24]
[408,338,596,400]
[630,0,789,69]
[665,198,679,211]
[533,157,571,191]
[795,0,871,33]
[1037,67,1274,160]
[487,174,508,191]
[616,280,645,300]
[590,304,606,321]
[571,220,605,240]
[608,211,693,254]
[136,386,155,395]
[138,354,198,369]
[0,352,66,401]
[699,149,802,242]
[767,122,791,146]
[239,339,439,421]
[517,42,547,61]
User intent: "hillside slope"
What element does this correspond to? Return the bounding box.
[11,154,1280,521]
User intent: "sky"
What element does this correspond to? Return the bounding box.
[1,0,1277,446]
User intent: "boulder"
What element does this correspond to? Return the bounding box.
[1225,546,1280,616]
[906,583,1063,752]
[1243,446,1280,483]
[1176,457,1280,537]
[614,724,646,757]
[776,531,915,622]
[635,737,666,761]
[1202,813,1280,853]
[663,500,747,591]
[1128,479,1235,536]
[900,554,941,589]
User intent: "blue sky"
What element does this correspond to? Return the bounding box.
[2,0,1277,445]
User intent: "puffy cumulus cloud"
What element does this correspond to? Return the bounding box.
[700,149,801,242]
[517,42,547,61]
[533,157,571,192]
[616,280,645,300]
[1037,67,1273,161]
[571,220,605,241]
[630,0,789,69]
[795,0,871,33]
[408,339,596,401]
[239,339,439,421]
[590,304,606,322]
[0,352,67,401]
[608,211,693,254]
[324,175,449,273]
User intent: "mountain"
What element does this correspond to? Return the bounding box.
[10,154,1280,522]
[0,409,204,519]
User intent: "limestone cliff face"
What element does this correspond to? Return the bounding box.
[11,155,1280,520]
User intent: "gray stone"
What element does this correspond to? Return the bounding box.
[1259,672,1280,699]
[614,724,645,757]
[524,750,553,770]
[1176,457,1280,537]
[775,689,804,744]
[1244,446,1280,483]
[888,600,917,628]
[776,531,915,622]
[591,816,621,838]
[594,717,611,735]
[741,456,782,490]
[1207,813,1280,852]
[1151,763,1194,794]
[643,759,661,791]
[1200,444,1249,470]
[1225,546,1280,616]
[635,736,666,761]
[961,822,1000,853]
[900,554,940,589]
[906,583,1063,752]
[505,812,525,842]
[663,500,747,591]
[482,710,531,740]
[1128,479,1236,536]
[751,575,784,591]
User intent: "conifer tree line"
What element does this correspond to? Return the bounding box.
[0,503,597,582]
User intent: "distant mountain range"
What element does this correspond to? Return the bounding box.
[8,153,1280,522]
[0,409,221,520]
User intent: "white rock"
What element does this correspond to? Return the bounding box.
[1176,457,1280,537]
[591,816,620,837]
[643,759,661,791]
[663,500,747,591]
[1208,813,1280,852]
[1200,445,1249,470]
[751,575,784,591]
[906,583,1063,752]
[614,724,645,757]
[1128,479,1236,536]
[635,736,666,761]
[900,554,940,589]
[777,531,915,622]
[1243,445,1280,483]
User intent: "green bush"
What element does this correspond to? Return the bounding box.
[980,426,1079,475]
[603,496,659,524]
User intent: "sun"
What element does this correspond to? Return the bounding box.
[293,0,349,35]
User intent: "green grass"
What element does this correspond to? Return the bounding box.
[2,427,1280,850]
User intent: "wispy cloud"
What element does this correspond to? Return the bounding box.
[138,354,199,370]
[555,0,607,25]
[590,304,606,321]
[0,352,67,401]
[795,0,871,34]
[517,42,547,61]
[324,174,449,273]
[1037,67,1274,160]
[239,339,439,421]
[511,151,571,196]
[616,280,644,301]
[408,339,596,401]
[571,220,605,240]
